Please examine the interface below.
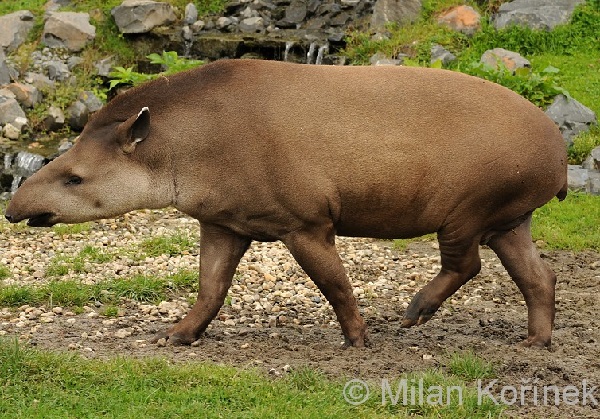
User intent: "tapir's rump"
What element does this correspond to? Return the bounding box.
[5,60,567,349]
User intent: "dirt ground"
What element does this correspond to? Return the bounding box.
[5,242,600,418]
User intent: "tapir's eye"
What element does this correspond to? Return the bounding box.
[65,176,83,185]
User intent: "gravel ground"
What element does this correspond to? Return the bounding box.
[1,209,599,418]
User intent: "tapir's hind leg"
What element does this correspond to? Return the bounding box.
[283,225,367,347]
[402,232,482,327]
[486,215,555,348]
[150,224,250,345]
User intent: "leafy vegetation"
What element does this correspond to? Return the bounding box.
[109,51,203,88]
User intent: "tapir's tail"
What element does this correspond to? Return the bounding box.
[556,180,568,201]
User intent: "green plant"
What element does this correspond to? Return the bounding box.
[100,305,120,317]
[568,127,600,164]
[139,232,198,258]
[0,266,10,281]
[109,51,203,88]
[447,351,496,380]
[459,61,569,108]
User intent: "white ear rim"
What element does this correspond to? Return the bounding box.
[133,107,150,143]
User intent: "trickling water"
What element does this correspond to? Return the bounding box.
[182,26,194,58]
[306,42,317,64]
[315,44,328,65]
[10,175,23,194]
[3,154,12,171]
[283,41,294,62]
[15,151,45,177]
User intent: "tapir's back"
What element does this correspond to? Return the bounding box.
[91,59,567,238]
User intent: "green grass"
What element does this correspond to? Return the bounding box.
[0,340,503,418]
[52,223,93,235]
[0,270,198,308]
[139,232,198,258]
[532,193,600,251]
[446,351,495,380]
[46,245,116,277]
[0,265,10,281]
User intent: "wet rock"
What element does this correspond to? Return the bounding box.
[43,105,65,131]
[493,0,585,30]
[430,44,456,66]
[0,10,35,52]
[545,94,597,146]
[437,5,480,35]
[480,48,530,73]
[5,82,41,108]
[111,0,177,34]
[371,0,422,30]
[42,12,96,52]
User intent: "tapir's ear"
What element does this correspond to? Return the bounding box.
[117,107,150,154]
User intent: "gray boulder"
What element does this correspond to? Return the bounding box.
[589,172,600,195]
[239,17,265,33]
[112,0,177,34]
[43,105,65,132]
[24,72,55,90]
[184,3,198,25]
[0,10,35,52]
[66,100,89,131]
[78,91,103,113]
[431,44,456,66]
[42,12,96,52]
[0,49,12,86]
[94,57,114,77]
[46,60,71,81]
[493,0,586,30]
[480,48,530,73]
[5,82,41,108]
[371,0,422,29]
[582,148,599,170]
[0,96,27,126]
[545,94,597,146]
[567,165,589,191]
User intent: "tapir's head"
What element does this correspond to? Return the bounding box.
[5,107,172,227]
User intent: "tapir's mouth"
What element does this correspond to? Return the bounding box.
[27,212,56,227]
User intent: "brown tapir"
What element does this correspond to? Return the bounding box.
[5,59,567,348]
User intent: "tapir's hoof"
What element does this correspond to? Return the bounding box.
[150,328,197,346]
[519,337,551,350]
[401,293,440,328]
[342,334,369,349]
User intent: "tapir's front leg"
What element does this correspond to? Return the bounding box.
[150,224,250,345]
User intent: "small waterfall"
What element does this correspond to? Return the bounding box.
[315,44,328,65]
[10,176,23,194]
[306,42,317,64]
[182,26,194,58]
[283,41,294,62]
[15,151,45,177]
[3,153,12,171]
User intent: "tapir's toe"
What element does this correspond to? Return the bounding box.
[401,292,440,328]
[150,328,197,346]
[519,336,551,350]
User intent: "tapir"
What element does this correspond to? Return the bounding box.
[5,59,568,348]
